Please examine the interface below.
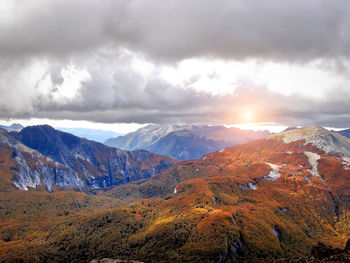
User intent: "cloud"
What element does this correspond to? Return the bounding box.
[1,49,350,128]
[1,0,350,62]
[1,0,350,127]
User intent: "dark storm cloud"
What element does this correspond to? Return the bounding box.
[1,0,350,62]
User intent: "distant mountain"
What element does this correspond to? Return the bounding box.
[281,126,298,132]
[105,124,272,160]
[57,127,123,143]
[337,128,350,138]
[0,123,24,132]
[5,125,176,191]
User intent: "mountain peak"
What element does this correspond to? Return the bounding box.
[0,123,24,132]
[271,126,350,157]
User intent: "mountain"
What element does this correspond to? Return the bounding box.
[2,126,350,262]
[0,127,84,192]
[95,126,350,261]
[57,127,123,143]
[281,126,298,132]
[4,125,176,192]
[0,123,24,132]
[337,128,350,139]
[105,124,272,160]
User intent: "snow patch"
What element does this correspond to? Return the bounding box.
[219,149,225,153]
[342,157,350,170]
[304,151,320,177]
[265,163,281,181]
[174,186,177,194]
[304,151,327,184]
[239,182,257,190]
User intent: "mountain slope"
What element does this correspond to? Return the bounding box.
[2,126,350,262]
[91,126,350,260]
[105,124,272,160]
[0,128,84,192]
[6,125,176,191]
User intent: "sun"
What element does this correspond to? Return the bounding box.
[243,112,253,122]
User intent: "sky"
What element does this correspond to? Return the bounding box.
[1,0,350,133]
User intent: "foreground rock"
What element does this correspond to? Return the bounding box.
[90,259,143,263]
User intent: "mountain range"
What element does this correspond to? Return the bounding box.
[0,125,176,192]
[1,126,350,262]
[105,124,272,160]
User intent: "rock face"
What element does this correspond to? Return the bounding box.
[0,128,84,192]
[1,125,176,192]
[104,124,272,160]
